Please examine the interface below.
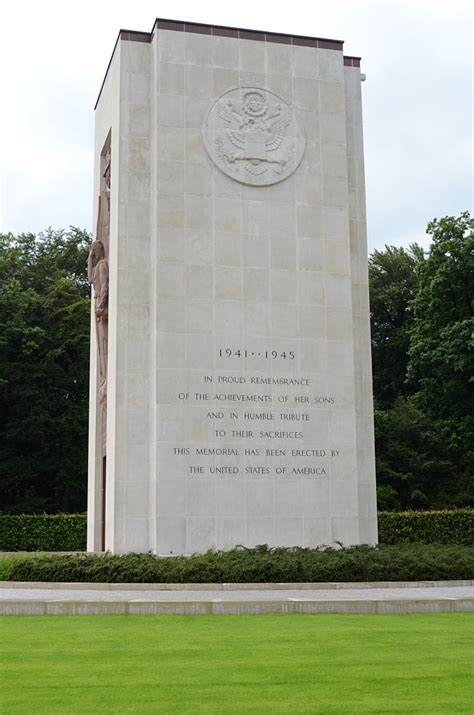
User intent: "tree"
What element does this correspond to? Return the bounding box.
[369,244,424,407]
[375,396,473,509]
[372,213,473,510]
[408,212,474,421]
[0,228,91,513]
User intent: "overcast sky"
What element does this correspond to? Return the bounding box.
[0,0,471,251]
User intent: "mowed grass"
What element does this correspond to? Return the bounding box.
[1,614,472,713]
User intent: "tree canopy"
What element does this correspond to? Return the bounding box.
[372,212,473,509]
[0,228,91,513]
[369,243,424,407]
[408,212,474,420]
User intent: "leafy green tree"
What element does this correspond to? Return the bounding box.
[375,397,473,509]
[0,228,91,513]
[373,213,473,510]
[376,484,402,512]
[408,212,474,420]
[369,244,424,407]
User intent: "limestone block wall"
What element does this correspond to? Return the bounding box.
[88,38,153,552]
[344,62,378,544]
[88,21,378,554]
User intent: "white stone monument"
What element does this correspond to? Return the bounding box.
[87,19,378,554]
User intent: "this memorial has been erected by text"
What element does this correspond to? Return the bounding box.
[87,18,377,553]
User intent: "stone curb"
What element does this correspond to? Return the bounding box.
[1,597,473,616]
[1,580,473,591]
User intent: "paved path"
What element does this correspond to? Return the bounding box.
[2,583,473,602]
[1,581,473,615]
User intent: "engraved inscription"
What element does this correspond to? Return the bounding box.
[202,87,305,186]
[170,370,344,479]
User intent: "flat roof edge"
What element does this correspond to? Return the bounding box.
[343,56,361,67]
[95,19,354,109]
[151,17,344,48]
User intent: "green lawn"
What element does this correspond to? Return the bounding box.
[1,614,472,713]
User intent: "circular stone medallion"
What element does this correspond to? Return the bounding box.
[202,86,306,186]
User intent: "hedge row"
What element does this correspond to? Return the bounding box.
[0,509,472,552]
[378,509,474,545]
[2,544,473,583]
[0,514,87,552]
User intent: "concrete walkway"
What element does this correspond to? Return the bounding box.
[1,580,473,615]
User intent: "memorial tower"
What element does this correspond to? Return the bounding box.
[88,19,377,553]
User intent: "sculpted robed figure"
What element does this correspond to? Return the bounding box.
[88,149,110,408]
[88,239,109,406]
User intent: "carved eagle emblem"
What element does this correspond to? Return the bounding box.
[217,91,291,168]
[203,87,305,185]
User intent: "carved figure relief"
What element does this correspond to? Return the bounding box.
[88,146,111,409]
[102,147,111,191]
[202,87,305,186]
[88,239,109,406]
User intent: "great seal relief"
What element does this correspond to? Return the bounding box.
[202,87,306,186]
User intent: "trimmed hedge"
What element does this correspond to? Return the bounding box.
[1,544,473,583]
[378,509,474,546]
[0,514,86,552]
[0,509,472,552]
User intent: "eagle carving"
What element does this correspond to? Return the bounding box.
[203,87,305,186]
